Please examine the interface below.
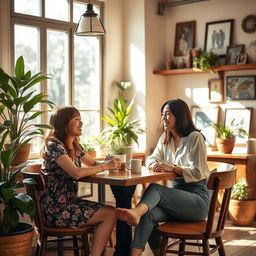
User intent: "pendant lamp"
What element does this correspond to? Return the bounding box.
[75,0,106,36]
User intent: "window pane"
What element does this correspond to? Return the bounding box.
[45,0,69,21]
[47,29,69,107]
[14,24,40,110]
[14,0,41,16]
[74,36,100,109]
[80,111,100,139]
[73,2,100,23]
[14,25,40,75]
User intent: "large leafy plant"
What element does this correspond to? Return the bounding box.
[0,55,54,234]
[0,56,54,153]
[0,129,36,234]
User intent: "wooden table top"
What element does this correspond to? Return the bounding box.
[79,161,235,186]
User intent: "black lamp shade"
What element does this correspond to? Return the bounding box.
[75,3,106,36]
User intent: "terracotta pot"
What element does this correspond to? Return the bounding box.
[87,150,97,158]
[0,222,34,256]
[12,143,31,166]
[216,138,235,154]
[229,199,256,226]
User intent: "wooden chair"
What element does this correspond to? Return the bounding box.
[157,165,236,256]
[22,168,93,256]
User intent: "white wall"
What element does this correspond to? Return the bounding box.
[148,0,256,152]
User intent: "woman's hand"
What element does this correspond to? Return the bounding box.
[105,158,121,170]
[152,162,174,172]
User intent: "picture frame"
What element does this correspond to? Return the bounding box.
[226,75,256,100]
[226,44,245,65]
[191,106,219,149]
[204,19,233,56]
[174,20,196,56]
[224,108,252,144]
[236,53,247,64]
[208,79,224,103]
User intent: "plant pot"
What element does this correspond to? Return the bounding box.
[228,199,256,226]
[0,222,34,256]
[7,143,31,166]
[87,150,97,158]
[216,138,235,154]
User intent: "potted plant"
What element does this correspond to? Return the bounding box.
[81,135,101,158]
[211,119,247,153]
[101,81,144,159]
[193,51,220,71]
[0,56,54,165]
[229,178,255,226]
[0,129,36,255]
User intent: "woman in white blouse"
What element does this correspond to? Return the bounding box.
[116,98,211,256]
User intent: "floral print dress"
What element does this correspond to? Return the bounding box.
[39,138,102,228]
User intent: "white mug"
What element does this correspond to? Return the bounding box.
[131,159,142,173]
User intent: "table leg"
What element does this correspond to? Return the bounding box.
[110,185,137,256]
[98,184,106,203]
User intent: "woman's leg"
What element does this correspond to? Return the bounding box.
[86,205,116,256]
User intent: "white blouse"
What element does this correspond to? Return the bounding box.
[146,131,210,183]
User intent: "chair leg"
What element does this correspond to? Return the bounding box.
[178,239,186,256]
[160,237,168,256]
[202,239,210,256]
[82,234,90,256]
[39,235,47,256]
[73,235,79,256]
[215,237,226,256]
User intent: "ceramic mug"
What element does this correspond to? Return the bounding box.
[130,159,142,173]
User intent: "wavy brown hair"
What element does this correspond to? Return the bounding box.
[161,99,201,144]
[42,106,81,159]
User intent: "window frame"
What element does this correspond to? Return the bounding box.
[10,0,104,159]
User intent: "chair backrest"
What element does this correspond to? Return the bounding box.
[205,165,236,238]
[21,164,45,234]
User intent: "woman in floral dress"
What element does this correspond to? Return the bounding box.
[40,106,121,256]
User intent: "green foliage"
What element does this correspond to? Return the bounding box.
[101,80,144,148]
[108,138,127,155]
[0,56,55,148]
[211,119,247,139]
[101,95,144,146]
[193,51,220,71]
[81,135,105,152]
[0,137,36,234]
[0,56,54,234]
[231,178,251,201]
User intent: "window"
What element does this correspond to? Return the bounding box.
[11,0,102,158]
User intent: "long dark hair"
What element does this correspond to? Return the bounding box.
[161,98,200,144]
[42,106,81,159]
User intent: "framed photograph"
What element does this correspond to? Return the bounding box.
[191,106,219,149]
[208,79,223,103]
[224,108,252,144]
[236,53,247,64]
[226,75,256,100]
[204,19,233,56]
[174,20,196,56]
[226,44,245,65]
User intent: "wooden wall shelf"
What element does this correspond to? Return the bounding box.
[153,63,256,77]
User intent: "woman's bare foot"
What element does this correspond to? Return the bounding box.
[115,208,141,226]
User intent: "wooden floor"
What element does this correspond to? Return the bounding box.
[41,216,256,256]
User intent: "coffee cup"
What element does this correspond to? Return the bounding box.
[131,159,142,173]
